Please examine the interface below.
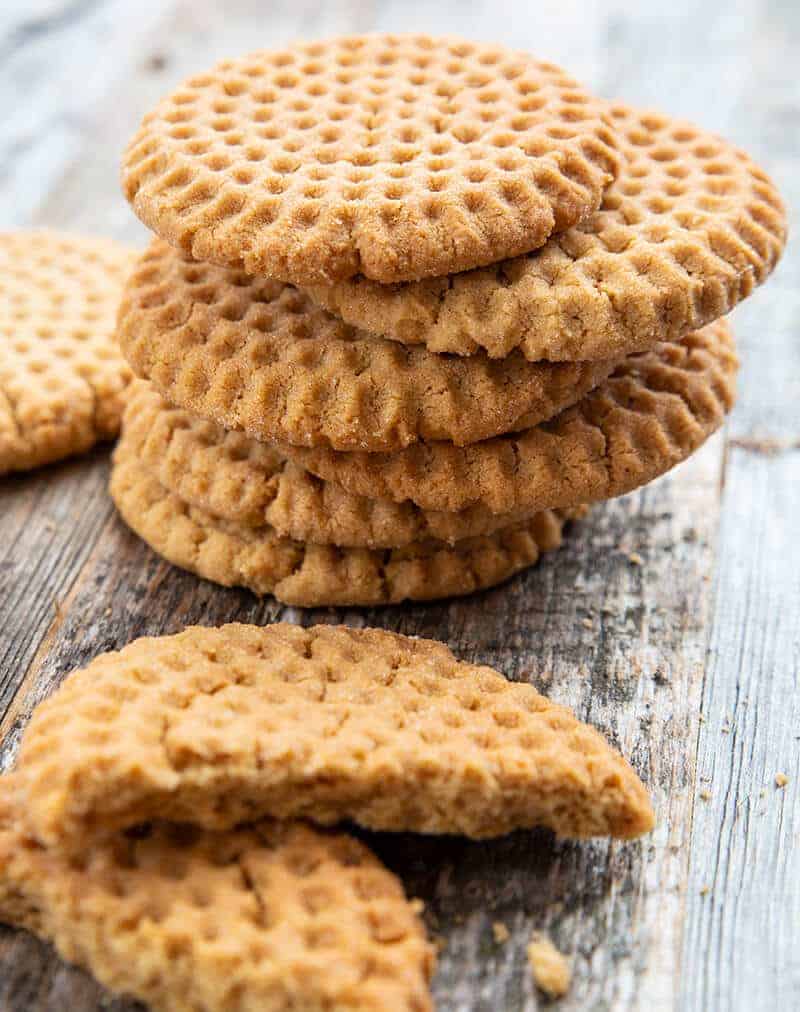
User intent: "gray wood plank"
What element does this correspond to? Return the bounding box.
[681,2,800,1008]
[0,452,115,756]
[0,0,168,226]
[683,450,800,1012]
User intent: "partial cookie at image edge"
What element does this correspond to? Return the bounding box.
[0,775,435,1012]
[0,231,136,476]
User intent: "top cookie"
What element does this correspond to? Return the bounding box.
[0,231,135,475]
[305,103,787,361]
[122,34,620,285]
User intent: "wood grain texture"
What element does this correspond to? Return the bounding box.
[0,2,796,1010]
[681,3,800,1007]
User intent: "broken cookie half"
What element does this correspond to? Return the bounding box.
[16,623,655,847]
[0,774,435,1012]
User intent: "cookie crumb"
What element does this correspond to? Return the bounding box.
[146,51,169,73]
[699,790,712,801]
[700,885,710,896]
[492,921,510,944]
[775,773,789,788]
[581,618,593,630]
[627,552,644,566]
[527,933,570,998]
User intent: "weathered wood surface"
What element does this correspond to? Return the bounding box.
[0,2,797,1010]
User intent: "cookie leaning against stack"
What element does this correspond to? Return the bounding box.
[111,33,786,607]
[1,622,654,1009]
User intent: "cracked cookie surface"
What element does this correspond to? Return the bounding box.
[0,231,135,475]
[121,381,544,548]
[0,776,434,1012]
[118,239,618,452]
[284,319,737,513]
[109,448,576,605]
[122,34,620,285]
[305,104,785,361]
[15,623,654,844]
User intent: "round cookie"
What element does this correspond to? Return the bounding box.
[118,240,618,452]
[283,319,738,514]
[122,34,620,286]
[304,104,786,361]
[109,449,578,607]
[0,231,136,476]
[121,382,539,548]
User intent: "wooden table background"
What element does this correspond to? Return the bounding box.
[0,2,797,1010]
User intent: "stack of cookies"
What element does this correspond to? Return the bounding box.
[111,34,786,607]
[0,622,655,1008]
